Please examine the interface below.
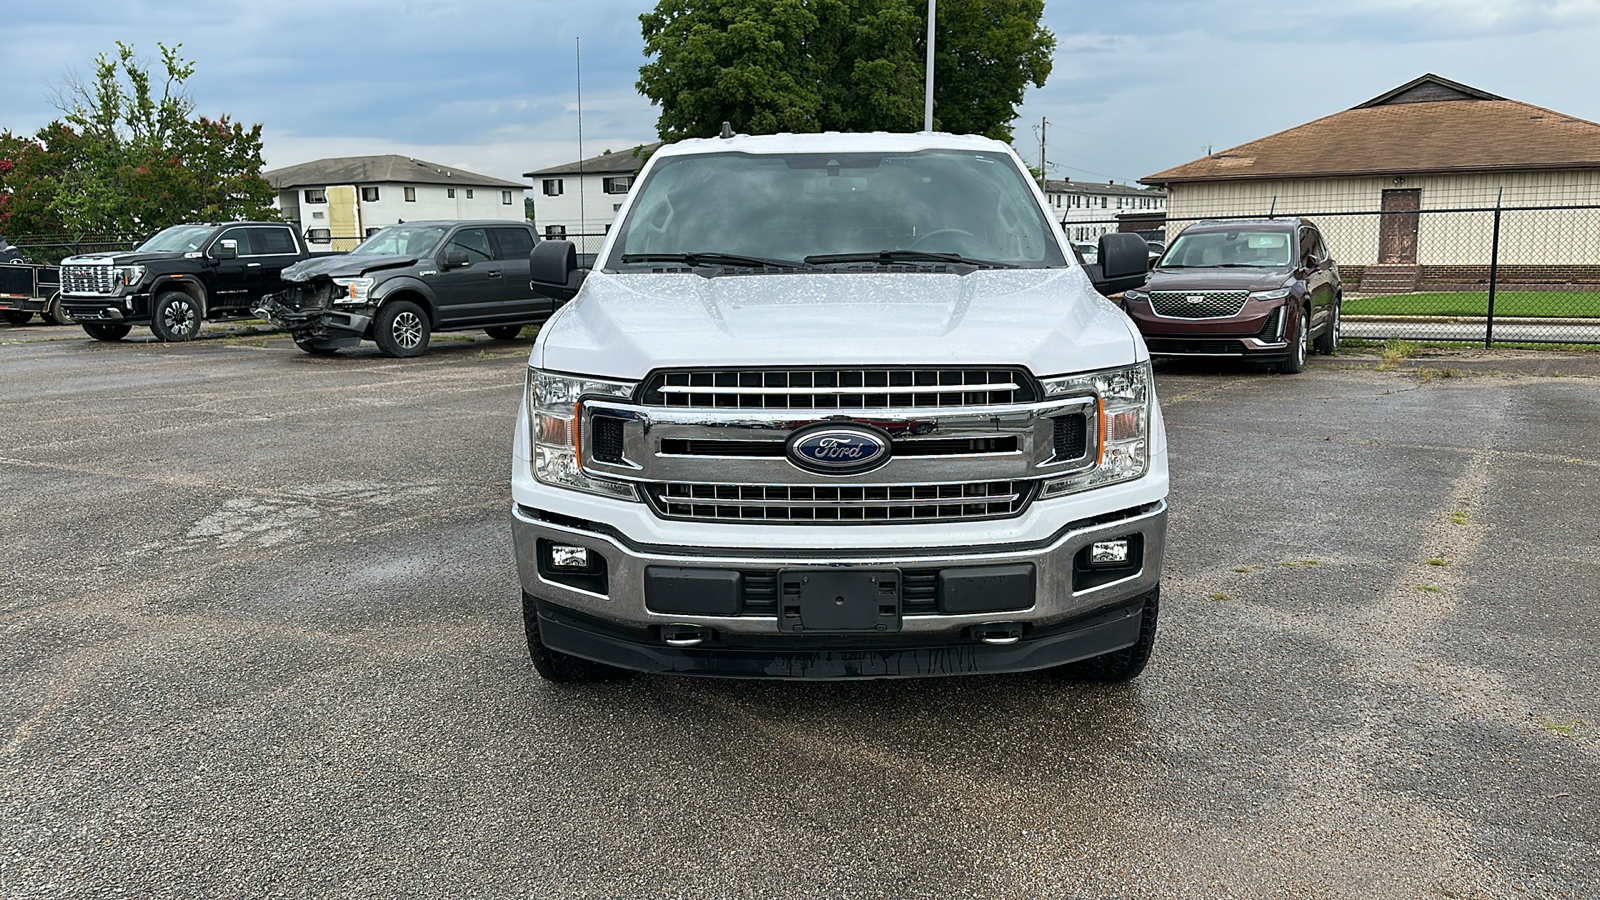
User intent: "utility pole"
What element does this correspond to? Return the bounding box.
[576,37,586,247]
[923,0,936,131]
[1039,117,1048,188]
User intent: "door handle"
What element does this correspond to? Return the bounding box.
[247,262,262,267]
[487,270,503,279]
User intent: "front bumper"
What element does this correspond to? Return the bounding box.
[511,499,1167,679]
[253,293,373,342]
[1125,301,1291,359]
[62,292,150,324]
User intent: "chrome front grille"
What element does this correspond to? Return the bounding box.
[62,265,116,296]
[645,481,1032,524]
[641,367,1038,409]
[1149,290,1249,319]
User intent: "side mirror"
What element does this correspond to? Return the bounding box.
[530,240,581,301]
[213,240,238,260]
[1293,266,1312,280]
[1088,232,1150,296]
[443,249,469,269]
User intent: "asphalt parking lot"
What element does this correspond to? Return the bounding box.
[1,320,1596,899]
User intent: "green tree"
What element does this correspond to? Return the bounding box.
[0,42,276,238]
[637,0,1054,142]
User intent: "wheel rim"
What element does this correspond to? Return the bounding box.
[164,300,196,336]
[1331,304,1341,352]
[1298,310,1308,363]
[392,311,423,348]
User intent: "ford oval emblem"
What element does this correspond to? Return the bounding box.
[787,424,892,475]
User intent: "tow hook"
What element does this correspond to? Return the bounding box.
[973,623,1023,646]
[661,625,713,647]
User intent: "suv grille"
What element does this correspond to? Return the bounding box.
[645,481,1033,524]
[641,367,1038,409]
[62,265,116,295]
[1150,290,1248,319]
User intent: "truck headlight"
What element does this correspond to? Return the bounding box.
[1038,362,1153,498]
[528,368,637,500]
[332,277,375,304]
[115,265,145,289]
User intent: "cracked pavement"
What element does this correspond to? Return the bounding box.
[1,321,1596,898]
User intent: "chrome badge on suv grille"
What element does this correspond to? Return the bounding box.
[787,425,891,475]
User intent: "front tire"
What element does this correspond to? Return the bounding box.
[484,324,524,340]
[1051,586,1160,683]
[374,300,430,358]
[1314,299,1341,355]
[151,292,203,342]
[3,310,32,325]
[521,593,628,684]
[82,322,131,342]
[1277,304,1308,374]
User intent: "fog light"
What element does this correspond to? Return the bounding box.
[1090,539,1130,566]
[549,544,591,569]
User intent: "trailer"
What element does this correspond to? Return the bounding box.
[0,237,68,325]
[0,262,67,325]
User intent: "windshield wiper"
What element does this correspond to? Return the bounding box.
[620,252,802,269]
[804,250,1015,268]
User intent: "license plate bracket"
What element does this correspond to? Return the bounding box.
[777,568,901,634]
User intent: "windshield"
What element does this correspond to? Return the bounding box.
[604,149,1066,269]
[350,224,449,257]
[1160,230,1292,268]
[137,225,218,253]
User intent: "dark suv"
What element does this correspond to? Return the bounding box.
[254,220,560,357]
[1120,218,1341,373]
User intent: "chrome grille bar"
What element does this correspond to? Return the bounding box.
[642,367,1038,410]
[646,481,1032,524]
[655,382,1021,397]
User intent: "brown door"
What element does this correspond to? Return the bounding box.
[1378,189,1420,264]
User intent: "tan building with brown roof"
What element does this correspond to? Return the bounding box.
[1142,75,1600,285]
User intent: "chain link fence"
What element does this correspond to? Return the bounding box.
[1073,193,1600,346]
[8,235,142,265]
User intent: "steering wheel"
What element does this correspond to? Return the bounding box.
[910,228,977,249]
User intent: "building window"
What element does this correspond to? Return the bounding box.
[602,176,633,194]
[466,189,474,199]
[613,203,622,212]
[303,188,326,204]
[543,179,563,197]
[545,225,566,239]
[404,187,416,202]
[365,227,383,237]
[447,188,456,198]
[502,190,513,205]
[361,187,380,202]
[306,228,331,244]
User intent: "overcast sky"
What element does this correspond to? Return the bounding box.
[7,1,1600,188]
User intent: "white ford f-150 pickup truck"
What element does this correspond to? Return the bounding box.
[510,130,1168,682]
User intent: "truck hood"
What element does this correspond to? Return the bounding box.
[60,251,188,266]
[282,254,416,281]
[1144,266,1294,293]
[536,268,1144,379]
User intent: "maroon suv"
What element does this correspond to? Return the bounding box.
[1120,218,1341,373]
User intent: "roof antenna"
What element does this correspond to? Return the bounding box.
[720,121,734,140]
[1268,195,1277,218]
[576,37,587,246]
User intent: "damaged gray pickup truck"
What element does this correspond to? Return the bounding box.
[254,220,561,357]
